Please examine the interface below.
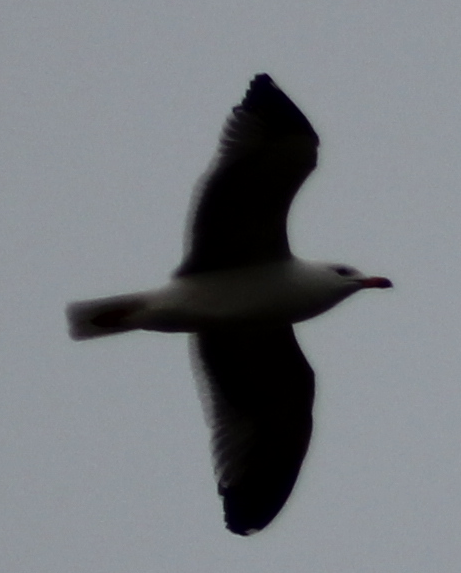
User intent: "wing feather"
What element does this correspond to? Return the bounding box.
[191,326,315,535]
[176,74,319,276]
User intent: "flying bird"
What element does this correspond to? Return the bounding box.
[67,74,392,536]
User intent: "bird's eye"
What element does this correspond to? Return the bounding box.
[335,266,353,277]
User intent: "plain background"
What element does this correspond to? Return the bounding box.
[3,2,461,571]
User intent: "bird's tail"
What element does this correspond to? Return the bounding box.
[66,294,148,340]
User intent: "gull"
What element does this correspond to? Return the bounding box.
[67,74,392,536]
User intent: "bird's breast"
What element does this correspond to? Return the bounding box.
[141,259,349,332]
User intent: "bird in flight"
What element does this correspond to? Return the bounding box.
[67,74,392,536]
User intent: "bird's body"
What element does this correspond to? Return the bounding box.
[69,258,371,336]
[67,74,391,535]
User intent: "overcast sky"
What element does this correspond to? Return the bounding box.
[3,1,461,572]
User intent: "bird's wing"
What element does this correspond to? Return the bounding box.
[175,74,319,276]
[191,326,315,535]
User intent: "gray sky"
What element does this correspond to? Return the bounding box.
[3,1,461,571]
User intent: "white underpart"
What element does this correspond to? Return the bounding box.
[121,258,363,333]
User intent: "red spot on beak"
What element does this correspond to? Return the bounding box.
[360,276,393,289]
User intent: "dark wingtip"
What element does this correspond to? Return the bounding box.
[236,73,320,143]
[220,468,300,536]
[221,485,267,536]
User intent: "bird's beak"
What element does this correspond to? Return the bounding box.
[360,276,393,289]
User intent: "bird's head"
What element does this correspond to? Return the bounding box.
[327,263,393,292]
